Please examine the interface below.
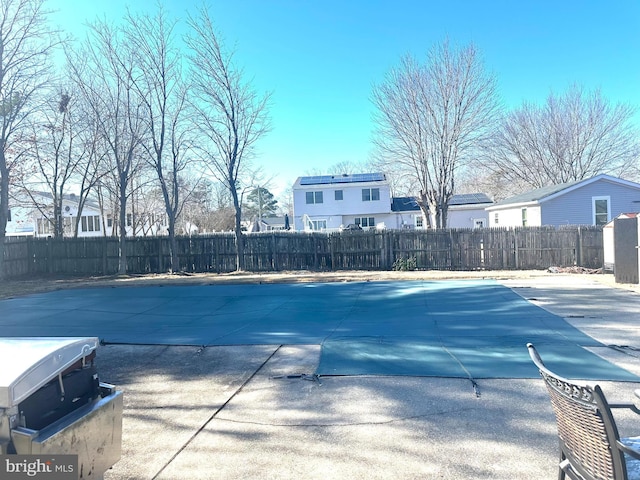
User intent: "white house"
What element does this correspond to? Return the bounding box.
[6,192,105,238]
[292,173,493,230]
[486,175,640,228]
[293,173,394,231]
[6,191,169,238]
[447,193,493,228]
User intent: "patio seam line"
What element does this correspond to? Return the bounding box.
[150,344,283,480]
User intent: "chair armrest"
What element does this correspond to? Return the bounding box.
[609,403,640,415]
[617,440,640,460]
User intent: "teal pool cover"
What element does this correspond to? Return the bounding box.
[0,280,636,381]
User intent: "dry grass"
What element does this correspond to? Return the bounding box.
[2,268,618,300]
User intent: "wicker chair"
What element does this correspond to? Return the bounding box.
[527,343,640,480]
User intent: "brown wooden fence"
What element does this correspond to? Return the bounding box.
[1,226,603,278]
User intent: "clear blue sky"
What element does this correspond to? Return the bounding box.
[48,1,640,196]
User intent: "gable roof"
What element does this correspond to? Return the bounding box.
[487,174,640,209]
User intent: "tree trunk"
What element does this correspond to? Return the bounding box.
[118,179,128,274]
[231,186,244,271]
[0,155,8,280]
[168,212,179,272]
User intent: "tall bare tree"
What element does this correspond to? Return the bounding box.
[68,19,146,273]
[186,5,271,270]
[372,40,500,228]
[486,85,640,189]
[19,89,88,238]
[0,0,58,277]
[125,6,194,272]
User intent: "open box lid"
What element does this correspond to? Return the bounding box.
[0,337,99,408]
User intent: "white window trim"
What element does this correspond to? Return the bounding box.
[311,219,327,230]
[592,195,611,226]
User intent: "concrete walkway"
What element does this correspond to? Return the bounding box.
[87,275,640,479]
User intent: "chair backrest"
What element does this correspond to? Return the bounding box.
[527,343,628,480]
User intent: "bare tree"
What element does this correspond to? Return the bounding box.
[0,0,59,276]
[68,19,146,273]
[70,99,111,238]
[186,5,271,270]
[372,40,500,228]
[486,85,640,189]
[125,6,195,271]
[18,88,89,237]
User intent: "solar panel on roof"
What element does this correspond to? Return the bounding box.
[449,193,492,205]
[299,173,385,185]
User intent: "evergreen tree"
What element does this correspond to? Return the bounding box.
[245,187,277,218]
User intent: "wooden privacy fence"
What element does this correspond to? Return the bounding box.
[2,226,603,278]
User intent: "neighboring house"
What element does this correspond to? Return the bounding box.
[247,215,289,232]
[292,173,492,230]
[293,173,394,231]
[447,193,493,228]
[390,197,424,229]
[486,174,640,228]
[6,190,169,238]
[390,194,492,229]
[6,192,104,238]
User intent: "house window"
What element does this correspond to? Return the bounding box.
[415,216,423,228]
[306,191,323,204]
[335,190,343,201]
[81,215,101,232]
[494,213,499,225]
[127,213,133,227]
[311,219,327,230]
[521,208,527,227]
[593,196,610,226]
[474,219,486,228]
[355,217,375,228]
[37,218,53,235]
[107,215,113,228]
[362,188,380,202]
[7,209,11,222]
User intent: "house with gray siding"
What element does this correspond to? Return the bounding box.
[485,174,640,227]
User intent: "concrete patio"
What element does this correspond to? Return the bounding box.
[82,275,640,479]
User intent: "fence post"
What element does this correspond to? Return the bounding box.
[102,237,108,274]
[329,234,336,270]
[27,237,35,275]
[47,238,53,274]
[576,226,582,266]
[271,232,278,271]
[513,229,519,269]
[449,229,455,269]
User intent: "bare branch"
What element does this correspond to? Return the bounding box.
[372,40,500,228]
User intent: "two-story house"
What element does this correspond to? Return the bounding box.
[292,173,492,230]
[292,173,396,231]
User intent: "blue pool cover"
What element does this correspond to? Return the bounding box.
[0,280,635,381]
